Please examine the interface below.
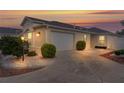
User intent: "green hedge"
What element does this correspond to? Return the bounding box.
[41,43,56,58]
[76,41,86,50]
[0,36,29,58]
[0,36,23,58]
[114,49,124,55]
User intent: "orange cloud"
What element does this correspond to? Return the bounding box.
[0,10,124,28]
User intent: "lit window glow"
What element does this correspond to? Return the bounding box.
[99,36,105,41]
[99,35,105,44]
[28,33,32,39]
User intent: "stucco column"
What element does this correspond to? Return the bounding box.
[30,28,35,50]
[45,29,48,43]
[45,26,50,43]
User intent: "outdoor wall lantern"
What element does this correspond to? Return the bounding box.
[21,36,25,41]
[36,32,40,37]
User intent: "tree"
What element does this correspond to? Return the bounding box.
[121,20,124,26]
[0,36,23,58]
[116,21,124,35]
[116,29,124,35]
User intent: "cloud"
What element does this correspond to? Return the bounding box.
[71,20,120,25]
[89,10,124,14]
[0,17,17,20]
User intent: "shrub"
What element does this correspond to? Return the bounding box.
[12,46,23,58]
[0,39,2,50]
[23,41,29,54]
[76,41,86,50]
[114,49,124,55]
[27,51,37,56]
[0,36,24,58]
[41,43,56,58]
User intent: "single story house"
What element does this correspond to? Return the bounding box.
[87,27,124,49]
[0,27,22,38]
[20,16,124,54]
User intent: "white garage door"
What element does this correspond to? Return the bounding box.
[51,31,74,51]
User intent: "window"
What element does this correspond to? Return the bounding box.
[28,33,32,39]
[99,35,105,44]
[99,35,105,41]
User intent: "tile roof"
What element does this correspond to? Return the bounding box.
[21,16,87,31]
[0,27,22,35]
[87,27,115,35]
[21,16,115,35]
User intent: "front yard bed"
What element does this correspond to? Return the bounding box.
[0,55,54,77]
[101,51,124,64]
[0,67,44,77]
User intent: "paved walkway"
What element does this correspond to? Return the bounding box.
[0,49,124,83]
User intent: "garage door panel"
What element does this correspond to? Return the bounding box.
[51,31,74,50]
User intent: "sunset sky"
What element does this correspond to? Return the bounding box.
[0,10,124,32]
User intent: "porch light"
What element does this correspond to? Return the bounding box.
[21,36,25,41]
[36,32,40,37]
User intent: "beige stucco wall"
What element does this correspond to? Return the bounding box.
[22,26,91,54]
[74,32,91,50]
[91,34,124,50]
[45,28,52,43]
[107,35,124,50]
[91,34,107,48]
[86,34,91,50]
[47,29,91,50]
[35,28,91,51]
[107,35,116,49]
[23,28,47,55]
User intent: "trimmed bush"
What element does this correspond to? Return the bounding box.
[114,49,124,55]
[41,43,56,58]
[76,41,86,50]
[27,51,37,56]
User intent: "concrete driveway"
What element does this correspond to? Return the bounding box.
[0,49,124,83]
